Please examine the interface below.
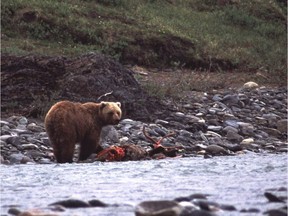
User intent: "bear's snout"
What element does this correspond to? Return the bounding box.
[113,115,121,124]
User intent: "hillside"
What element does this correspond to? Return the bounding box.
[1,0,287,83]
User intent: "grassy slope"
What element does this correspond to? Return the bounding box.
[1,0,287,80]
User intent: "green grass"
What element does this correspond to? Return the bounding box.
[1,0,287,81]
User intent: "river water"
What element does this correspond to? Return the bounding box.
[1,153,287,216]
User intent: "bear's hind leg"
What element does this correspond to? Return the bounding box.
[53,142,75,163]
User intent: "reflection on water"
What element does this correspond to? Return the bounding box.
[1,153,287,215]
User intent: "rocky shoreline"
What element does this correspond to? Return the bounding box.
[1,84,287,216]
[1,84,287,164]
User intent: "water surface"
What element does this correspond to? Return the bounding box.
[1,153,287,215]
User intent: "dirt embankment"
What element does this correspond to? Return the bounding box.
[1,53,167,121]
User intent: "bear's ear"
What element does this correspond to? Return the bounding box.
[100,101,107,110]
[116,102,121,108]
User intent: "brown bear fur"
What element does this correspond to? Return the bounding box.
[44,101,122,163]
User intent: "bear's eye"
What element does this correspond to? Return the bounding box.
[108,111,114,115]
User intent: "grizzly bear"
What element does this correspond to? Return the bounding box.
[44,101,122,163]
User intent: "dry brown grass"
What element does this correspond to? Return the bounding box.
[132,66,285,100]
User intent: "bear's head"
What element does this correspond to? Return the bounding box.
[100,101,122,125]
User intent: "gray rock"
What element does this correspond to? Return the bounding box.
[243,81,259,90]
[25,150,45,159]
[0,120,10,126]
[154,127,167,137]
[265,145,276,151]
[0,135,16,142]
[277,119,287,133]
[207,126,222,132]
[262,127,281,138]
[206,145,228,155]
[21,143,39,150]
[221,94,239,106]
[237,122,254,136]
[18,116,28,125]
[278,148,288,152]
[38,158,53,164]
[27,123,45,132]
[41,137,51,146]
[224,119,240,128]
[175,112,185,118]
[223,126,238,134]
[155,119,169,125]
[9,153,32,164]
[11,128,32,135]
[226,131,244,143]
[240,138,254,145]
[1,124,10,131]
[100,125,119,144]
[6,136,21,146]
[49,199,91,208]
[0,155,5,164]
[212,94,222,101]
[186,115,202,123]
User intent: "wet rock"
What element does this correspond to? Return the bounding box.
[9,153,32,164]
[8,207,22,215]
[0,155,5,164]
[38,158,53,164]
[192,199,236,214]
[240,208,260,213]
[180,208,215,216]
[135,200,183,216]
[205,145,228,156]
[18,210,58,216]
[174,194,208,202]
[25,150,45,160]
[49,199,90,208]
[264,208,287,216]
[88,199,108,207]
[264,192,285,203]
[219,204,237,211]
